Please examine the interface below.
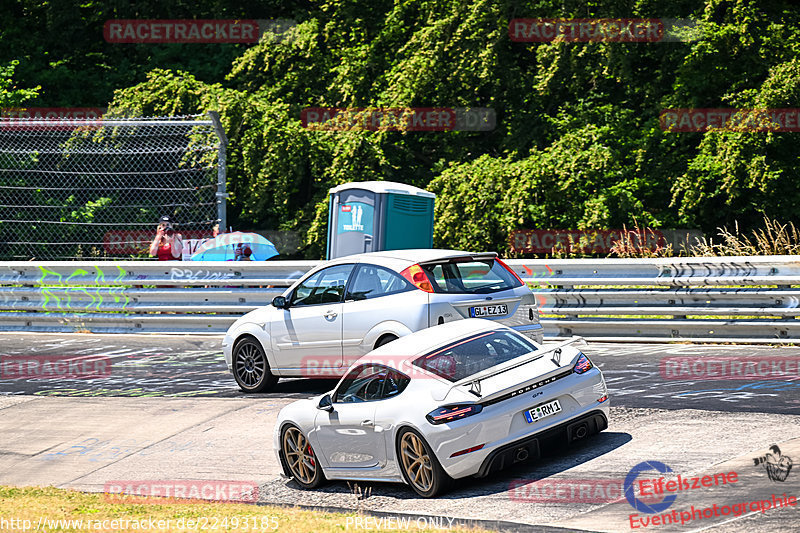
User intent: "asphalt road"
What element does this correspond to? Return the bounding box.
[1,333,799,532]
[1,333,799,414]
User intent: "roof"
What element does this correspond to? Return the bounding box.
[328,181,436,198]
[361,318,512,368]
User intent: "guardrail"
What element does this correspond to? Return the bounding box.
[1,256,799,341]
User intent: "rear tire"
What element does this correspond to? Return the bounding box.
[232,336,278,393]
[281,425,326,489]
[396,427,453,497]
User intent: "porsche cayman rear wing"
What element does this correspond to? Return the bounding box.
[435,336,587,402]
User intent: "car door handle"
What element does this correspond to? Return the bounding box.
[324,310,338,319]
[360,420,374,427]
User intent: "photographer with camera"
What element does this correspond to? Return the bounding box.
[149,215,183,260]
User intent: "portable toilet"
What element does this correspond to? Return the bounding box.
[327,181,435,259]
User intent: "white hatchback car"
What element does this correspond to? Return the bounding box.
[222,249,543,392]
[274,319,609,497]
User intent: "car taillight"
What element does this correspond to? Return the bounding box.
[495,258,525,285]
[573,353,593,374]
[400,264,434,293]
[426,404,483,424]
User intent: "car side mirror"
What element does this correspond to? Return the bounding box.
[272,296,287,309]
[317,394,334,412]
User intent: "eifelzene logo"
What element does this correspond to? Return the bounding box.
[753,445,793,482]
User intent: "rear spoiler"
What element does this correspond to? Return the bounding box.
[434,336,587,402]
[418,252,498,265]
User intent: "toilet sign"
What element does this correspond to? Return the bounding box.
[338,202,373,234]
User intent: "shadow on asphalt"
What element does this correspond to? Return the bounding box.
[253,378,339,397]
[279,430,632,500]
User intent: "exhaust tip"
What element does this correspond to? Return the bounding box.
[515,447,529,462]
[575,426,588,439]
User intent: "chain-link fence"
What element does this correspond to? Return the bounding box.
[0,113,226,260]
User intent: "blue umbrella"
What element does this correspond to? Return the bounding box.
[190,232,279,261]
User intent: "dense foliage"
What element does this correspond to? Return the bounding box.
[4,0,800,257]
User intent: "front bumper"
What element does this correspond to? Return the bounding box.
[221,333,234,372]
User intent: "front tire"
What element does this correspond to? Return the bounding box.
[281,425,326,489]
[232,336,278,393]
[396,427,453,497]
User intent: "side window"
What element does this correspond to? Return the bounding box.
[381,369,410,399]
[334,364,386,403]
[345,264,414,301]
[334,365,410,403]
[423,263,466,292]
[291,264,354,306]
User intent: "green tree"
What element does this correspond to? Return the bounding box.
[0,61,39,107]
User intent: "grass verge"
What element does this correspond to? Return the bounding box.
[0,485,490,532]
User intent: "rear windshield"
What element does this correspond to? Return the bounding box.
[413,330,537,382]
[420,259,522,294]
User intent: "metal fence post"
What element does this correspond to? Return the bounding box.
[208,111,228,232]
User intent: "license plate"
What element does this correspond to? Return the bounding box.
[469,304,508,318]
[524,399,562,423]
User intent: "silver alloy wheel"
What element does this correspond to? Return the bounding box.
[283,426,317,484]
[235,341,266,387]
[399,431,433,493]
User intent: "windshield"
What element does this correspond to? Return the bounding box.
[413,330,537,382]
[420,259,522,294]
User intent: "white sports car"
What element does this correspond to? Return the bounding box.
[223,249,543,392]
[274,319,609,497]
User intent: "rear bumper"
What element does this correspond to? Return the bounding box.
[475,409,608,478]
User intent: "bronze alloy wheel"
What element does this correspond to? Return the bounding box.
[400,431,434,493]
[397,428,453,497]
[282,426,322,487]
